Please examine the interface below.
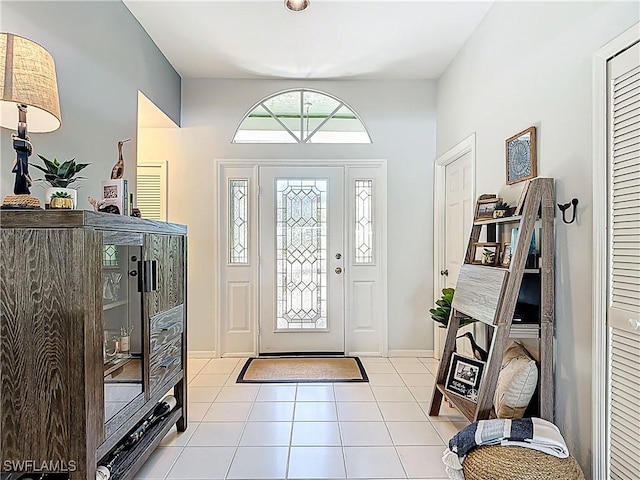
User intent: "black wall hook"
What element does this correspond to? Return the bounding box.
[557,198,579,224]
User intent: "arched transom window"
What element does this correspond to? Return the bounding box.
[233,89,372,144]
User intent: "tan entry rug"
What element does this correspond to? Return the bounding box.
[237,357,368,383]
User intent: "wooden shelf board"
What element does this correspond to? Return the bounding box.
[509,323,540,339]
[104,355,135,377]
[473,215,523,226]
[435,383,476,421]
[104,299,128,311]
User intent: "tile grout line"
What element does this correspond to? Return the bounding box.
[283,383,299,479]
[223,375,258,480]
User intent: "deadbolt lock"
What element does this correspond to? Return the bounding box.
[335,253,342,260]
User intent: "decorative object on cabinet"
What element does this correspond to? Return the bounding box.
[430,177,554,423]
[430,288,476,329]
[0,210,188,480]
[557,198,579,224]
[33,154,90,209]
[48,190,73,209]
[506,126,537,185]
[111,138,131,180]
[474,196,502,221]
[0,33,61,209]
[445,353,486,402]
[471,242,501,266]
[101,179,129,215]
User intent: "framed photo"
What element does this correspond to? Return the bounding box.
[501,243,512,267]
[506,126,537,185]
[445,353,486,402]
[475,197,503,221]
[471,242,501,266]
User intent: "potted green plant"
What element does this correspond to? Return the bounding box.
[430,288,476,328]
[33,155,90,209]
[49,191,73,209]
[482,248,496,265]
[493,201,510,218]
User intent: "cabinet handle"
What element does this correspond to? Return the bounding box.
[140,260,158,292]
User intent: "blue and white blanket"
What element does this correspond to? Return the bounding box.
[442,418,569,480]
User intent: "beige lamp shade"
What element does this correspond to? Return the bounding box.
[0,32,61,132]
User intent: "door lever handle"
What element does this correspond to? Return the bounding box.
[440,269,449,276]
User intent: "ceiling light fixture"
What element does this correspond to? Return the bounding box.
[285,0,309,12]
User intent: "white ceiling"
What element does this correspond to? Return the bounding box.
[123,0,493,80]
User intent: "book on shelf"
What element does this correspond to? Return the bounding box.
[101,179,129,216]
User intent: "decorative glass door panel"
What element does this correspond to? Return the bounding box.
[260,167,344,353]
[276,179,327,330]
[101,238,144,423]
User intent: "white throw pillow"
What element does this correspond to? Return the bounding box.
[493,341,538,419]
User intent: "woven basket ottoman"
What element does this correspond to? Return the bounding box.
[463,445,585,480]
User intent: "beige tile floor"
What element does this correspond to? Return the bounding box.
[135,356,469,480]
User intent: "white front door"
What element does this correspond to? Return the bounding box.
[258,166,345,354]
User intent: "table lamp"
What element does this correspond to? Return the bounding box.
[0,32,61,209]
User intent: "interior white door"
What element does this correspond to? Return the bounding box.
[607,41,640,480]
[443,152,474,357]
[258,166,345,354]
[444,152,474,289]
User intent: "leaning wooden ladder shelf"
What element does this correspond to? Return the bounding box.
[429,177,555,422]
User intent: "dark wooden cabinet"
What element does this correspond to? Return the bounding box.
[0,211,188,480]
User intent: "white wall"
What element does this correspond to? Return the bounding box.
[0,1,181,209]
[143,79,437,355]
[436,2,639,476]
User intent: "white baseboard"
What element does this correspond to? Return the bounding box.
[348,351,384,358]
[188,350,217,359]
[222,352,254,358]
[387,349,434,358]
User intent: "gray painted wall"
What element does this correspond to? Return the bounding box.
[436,1,639,476]
[0,1,181,210]
[170,79,437,354]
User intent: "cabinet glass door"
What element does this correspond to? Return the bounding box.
[102,242,144,422]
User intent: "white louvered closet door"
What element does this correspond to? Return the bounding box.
[607,41,640,480]
[136,162,167,221]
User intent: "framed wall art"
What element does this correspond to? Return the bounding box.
[445,353,486,403]
[506,126,537,185]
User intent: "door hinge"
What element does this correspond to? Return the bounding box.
[257,185,261,198]
[257,324,261,336]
